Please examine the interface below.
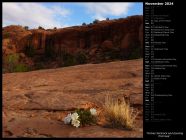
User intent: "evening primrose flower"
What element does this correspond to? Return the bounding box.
[71,112,79,121]
[71,119,80,128]
[63,113,72,124]
[90,108,97,116]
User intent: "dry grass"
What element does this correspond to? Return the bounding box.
[103,95,138,130]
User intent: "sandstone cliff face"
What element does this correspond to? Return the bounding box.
[3,25,31,55]
[3,15,143,72]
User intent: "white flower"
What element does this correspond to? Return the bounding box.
[90,108,97,116]
[63,113,72,124]
[71,119,80,128]
[71,112,79,121]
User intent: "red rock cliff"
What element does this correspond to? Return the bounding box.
[3,15,143,71]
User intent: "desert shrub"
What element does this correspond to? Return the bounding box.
[75,108,97,126]
[57,48,76,67]
[128,47,142,60]
[93,19,99,24]
[14,64,29,72]
[128,41,142,60]
[75,51,87,64]
[25,45,35,57]
[6,53,19,72]
[54,27,57,30]
[38,26,44,30]
[103,95,138,130]
[82,23,86,26]
[58,49,88,67]
[63,53,76,66]
[3,32,11,39]
[4,54,30,73]
[24,26,29,30]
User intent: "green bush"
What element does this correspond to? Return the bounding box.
[24,26,29,30]
[75,108,97,126]
[38,26,45,30]
[63,53,76,66]
[93,19,99,24]
[3,32,11,39]
[6,54,19,72]
[4,53,30,73]
[7,53,19,63]
[82,23,86,26]
[75,51,87,64]
[128,47,142,60]
[58,49,88,67]
[128,41,142,60]
[14,64,29,72]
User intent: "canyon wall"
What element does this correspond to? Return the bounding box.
[3,15,143,72]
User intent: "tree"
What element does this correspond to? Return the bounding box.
[106,17,109,21]
[38,26,44,30]
[24,26,29,30]
[93,19,99,24]
[82,23,86,26]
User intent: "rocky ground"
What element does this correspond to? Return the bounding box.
[3,59,143,138]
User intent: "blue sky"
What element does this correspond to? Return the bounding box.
[3,2,143,29]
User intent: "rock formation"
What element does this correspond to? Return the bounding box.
[3,59,143,138]
[3,15,143,73]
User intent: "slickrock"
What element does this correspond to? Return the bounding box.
[3,59,143,138]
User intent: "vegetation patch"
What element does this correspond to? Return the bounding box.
[57,49,88,67]
[62,53,76,67]
[75,108,97,126]
[128,41,142,60]
[63,108,97,127]
[75,51,88,64]
[14,63,29,72]
[3,53,30,73]
[25,45,35,57]
[103,95,138,130]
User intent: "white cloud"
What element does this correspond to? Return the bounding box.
[3,3,71,29]
[82,3,133,20]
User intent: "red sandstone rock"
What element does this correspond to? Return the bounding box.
[3,59,143,138]
[3,16,143,72]
[101,40,113,50]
